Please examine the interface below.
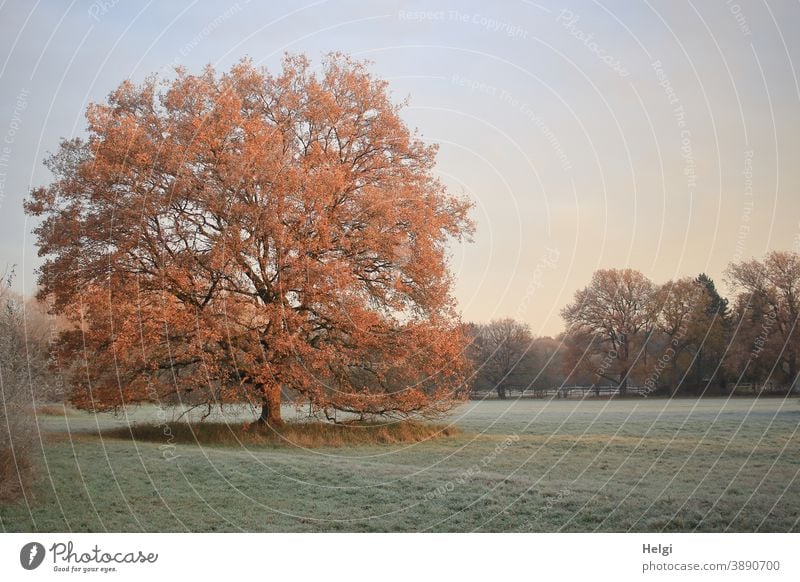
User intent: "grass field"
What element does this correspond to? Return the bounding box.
[1,397,799,532]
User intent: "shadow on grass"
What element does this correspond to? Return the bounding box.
[99,420,459,448]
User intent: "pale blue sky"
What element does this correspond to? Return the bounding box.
[1,0,798,335]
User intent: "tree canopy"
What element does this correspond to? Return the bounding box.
[561,268,655,394]
[469,319,536,399]
[726,251,800,390]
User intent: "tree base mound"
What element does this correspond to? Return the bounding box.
[101,420,458,448]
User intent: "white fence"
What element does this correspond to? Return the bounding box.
[472,385,649,399]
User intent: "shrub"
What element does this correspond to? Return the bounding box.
[101,419,458,449]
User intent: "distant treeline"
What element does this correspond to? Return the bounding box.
[467,251,800,399]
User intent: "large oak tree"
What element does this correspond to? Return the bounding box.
[25,55,473,424]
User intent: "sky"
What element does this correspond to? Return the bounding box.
[1,0,799,336]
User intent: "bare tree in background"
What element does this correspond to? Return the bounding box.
[649,277,729,395]
[561,269,655,396]
[528,336,565,393]
[726,251,800,391]
[469,319,535,399]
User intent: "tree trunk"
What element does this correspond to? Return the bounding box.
[255,383,283,425]
[618,372,628,397]
[696,347,705,387]
[496,385,507,400]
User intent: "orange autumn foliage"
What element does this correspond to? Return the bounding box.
[25,54,474,424]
